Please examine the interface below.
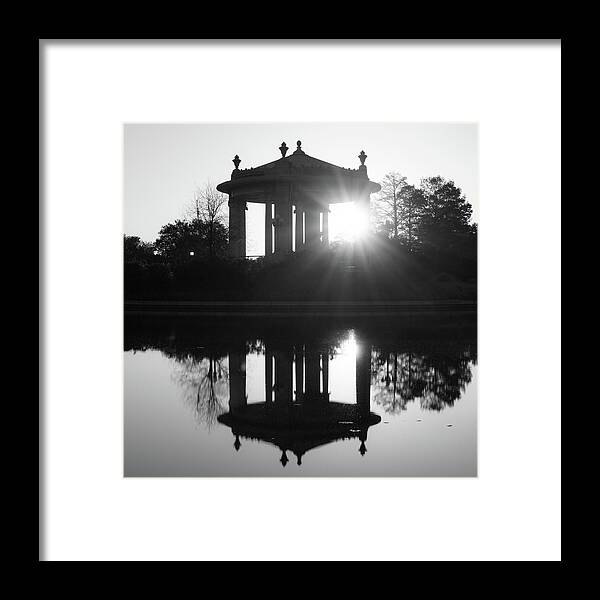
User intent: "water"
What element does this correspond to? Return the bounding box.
[124,313,477,476]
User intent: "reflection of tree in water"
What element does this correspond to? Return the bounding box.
[125,313,477,423]
[371,346,475,413]
[171,353,229,429]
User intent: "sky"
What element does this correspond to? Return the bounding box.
[124,123,478,256]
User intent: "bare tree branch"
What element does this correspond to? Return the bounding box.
[184,181,229,258]
[185,181,228,227]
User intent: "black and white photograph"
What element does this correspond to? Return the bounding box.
[40,40,561,561]
[124,123,478,477]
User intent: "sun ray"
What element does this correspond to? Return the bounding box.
[329,202,367,243]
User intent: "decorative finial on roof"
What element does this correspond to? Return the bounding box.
[234,435,241,452]
[359,441,367,456]
[280,450,289,467]
[232,154,241,169]
[358,150,367,166]
[279,142,288,157]
[293,140,305,155]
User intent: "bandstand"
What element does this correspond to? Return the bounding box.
[217,337,381,467]
[216,141,381,258]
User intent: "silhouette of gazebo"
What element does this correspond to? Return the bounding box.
[217,339,381,467]
[216,141,381,258]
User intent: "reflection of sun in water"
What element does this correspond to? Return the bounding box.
[339,330,359,357]
[329,330,359,405]
[329,203,367,243]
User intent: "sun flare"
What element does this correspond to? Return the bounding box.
[329,202,367,243]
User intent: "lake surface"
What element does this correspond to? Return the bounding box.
[124,313,477,476]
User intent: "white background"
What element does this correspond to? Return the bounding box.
[42,41,561,561]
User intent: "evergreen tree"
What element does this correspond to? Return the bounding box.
[418,176,475,252]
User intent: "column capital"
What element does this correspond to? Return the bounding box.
[228,197,247,209]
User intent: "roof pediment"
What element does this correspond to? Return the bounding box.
[235,152,362,179]
[233,141,365,178]
[217,141,381,195]
[260,151,348,172]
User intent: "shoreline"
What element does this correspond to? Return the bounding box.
[125,299,477,316]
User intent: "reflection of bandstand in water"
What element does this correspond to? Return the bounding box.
[218,340,381,467]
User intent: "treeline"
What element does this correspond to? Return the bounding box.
[125,175,477,301]
[125,314,478,425]
[373,174,477,254]
[124,218,238,299]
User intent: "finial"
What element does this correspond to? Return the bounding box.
[232,154,241,169]
[280,450,289,467]
[279,142,288,157]
[358,150,367,166]
[293,140,305,155]
[359,441,367,456]
[234,435,241,451]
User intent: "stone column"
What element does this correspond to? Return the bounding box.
[264,201,272,256]
[274,200,293,255]
[304,345,321,402]
[273,350,293,408]
[228,197,246,258]
[265,348,273,404]
[229,349,247,414]
[304,206,321,249]
[355,339,371,417]
[294,345,304,403]
[294,203,304,252]
[321,208,329,246]
[321,351,329,401]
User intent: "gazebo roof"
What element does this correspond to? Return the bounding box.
[217,401,381,466]
[217,140,381,195]
[251,141,360,175]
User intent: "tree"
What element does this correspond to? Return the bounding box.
[154,220,194,263]
[155,218,228,263]
[173,353,229,429]
[398,185,426,252]
[124,235,156,265]
[186,182,228,258]
[371,345,475,414]
[417,176,475,252]
[374,174,426,251]
[374,172,408,239]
